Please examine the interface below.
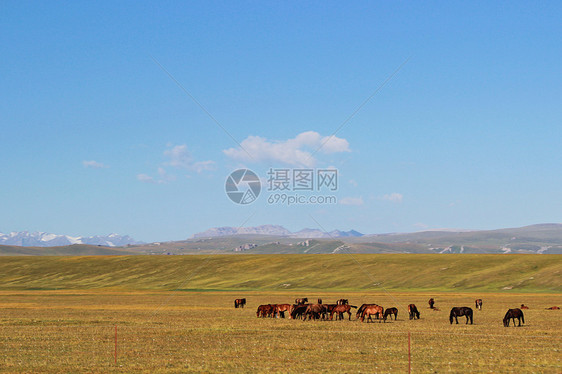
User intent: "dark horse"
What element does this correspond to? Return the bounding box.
[234,298,246,308]
[503,308,524,327]
[475,299,482,310]
[449,307,473,324]
[408,304,420,320]
[383,307,398,321]
[295,298,308,305]
[428,298,435,309]
[290,304,308,319]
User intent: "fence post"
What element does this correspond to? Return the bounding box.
[408,331,411,373]
[114,325,117,365]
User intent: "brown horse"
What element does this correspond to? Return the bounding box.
[360,305,384,322]
[295,298,309,305]
[303,304,327,321]
[234,298,246,308]
[337,299,349,305]
[256,304,275,318]
[475,299,483,310]
[450,307,473,324]
[520,304,529,309]
[274,304,292,318]
[503,308,524,327]
[324,304,338,315]
[408,304,420,320]
[428,298,435,309]
[383,307,398,321]
[356,304,379,319]
[330,304,357,321]
[546,306,560,310]
[290,304,308,319]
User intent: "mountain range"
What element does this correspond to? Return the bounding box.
[191,224,363,239]
[2,224,562,255]
[0,231,143,247]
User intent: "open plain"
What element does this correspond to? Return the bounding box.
[0,255,560,373]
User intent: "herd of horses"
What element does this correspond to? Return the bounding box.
[235,297,558,326]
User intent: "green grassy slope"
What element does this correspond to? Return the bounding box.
[0,254,560,292]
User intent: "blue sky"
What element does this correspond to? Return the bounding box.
[1,1,561,242]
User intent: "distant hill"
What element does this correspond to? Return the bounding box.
[0,231,143,247]
[192,225,363,239]
[0,244,139,256]
[2,224,562,255]
[351,223,562,254]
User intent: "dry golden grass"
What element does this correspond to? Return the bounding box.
[0,290,560,373]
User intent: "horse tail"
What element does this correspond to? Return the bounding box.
[349,305,358,309]
[521,311,525,324]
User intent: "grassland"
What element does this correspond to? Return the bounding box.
[0,254,559,292]
[0,254,560,372]
[0,291,560,373]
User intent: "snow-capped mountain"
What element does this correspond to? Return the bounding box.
[192,225,363,239]
[0,231,143,247]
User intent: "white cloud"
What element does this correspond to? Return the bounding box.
[339,196,364,206]
[137,168,176,184]
[138,144,215,184]
[164,144,215,172]
[137,174,155,183]
[83,160,108,169]
[414,222,429,230]
[223,131,350,167]
[382,192,403,203]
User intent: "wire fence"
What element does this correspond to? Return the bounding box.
[0,323,559,373]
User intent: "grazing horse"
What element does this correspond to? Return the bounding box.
[475,299,483,310]
[234,298,246,308]
[290,304,308,320]
[383,307,398,321]
[428,298,435,309]
[503,308,524,327]
[274,304,292,318]
[546,306,560,310]
[337,299,349,305]
[295,298,309,305]
[303,304,327,321]
[356,304,379,319]
[360,305,384,323]
[449,307,473,324]
[330,304,357,321]
[257,304,275,318]
[520,304,529,309]
[408,304,420,320]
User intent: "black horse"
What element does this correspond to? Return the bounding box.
[449,307,473,324]
[234,298,246,308]
[503,308,525,327]
[383,307,398,321]
[408,304,420,320]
